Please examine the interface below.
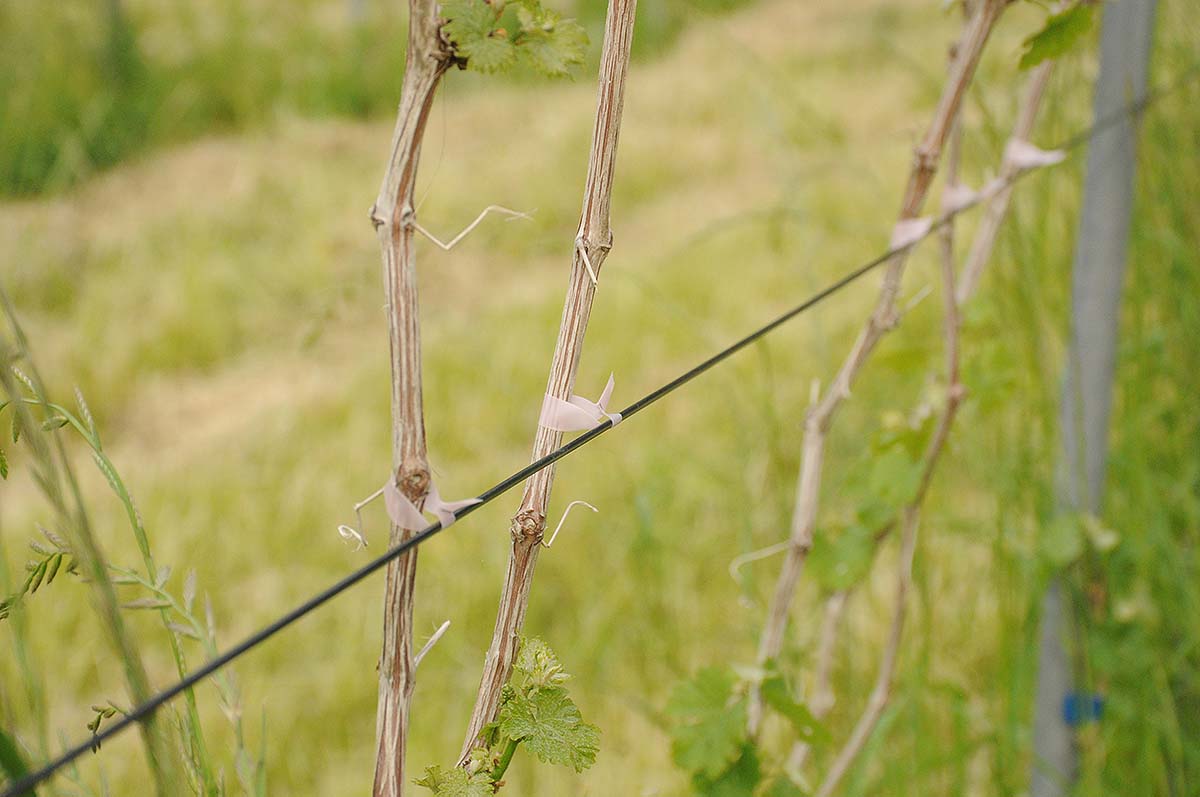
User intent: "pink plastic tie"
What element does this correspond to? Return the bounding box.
[889,217,934,251]
[1004,138,1066,170]
[941,182,979,214]
[538,373,622,432]
[383,478,482,531]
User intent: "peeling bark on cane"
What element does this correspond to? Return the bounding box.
[458,0,639,765]
[370,1,450,795]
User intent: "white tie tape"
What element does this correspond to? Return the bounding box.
[889,217,934,251]
[383,478,481,531]
[1004,138,1066,170]
[538,373,622,432]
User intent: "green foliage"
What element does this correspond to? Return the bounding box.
[761,776,807,797]
[0,526,77,620]
[499,686,600,772]
[668,666,828,792]
[666,667,748,779]
[414,765,493,797]
[1019,3,1095,70]
[0,349,261,796]
[867,447,922,507]
[807,523,875,590]
[513,4,590,77]
[86,702,123,741]
[442,0,588,77]
[760,675,827,746]
[666,662,835,795]
[692,744,760,796]
[804,404,933,591]
[0,726,33,795]
[418,637,597,794]
[513,636,571,688]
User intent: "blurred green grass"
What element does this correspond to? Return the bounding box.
[1,0,1198,794]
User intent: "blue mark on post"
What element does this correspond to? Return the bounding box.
[1062,692,1105,726]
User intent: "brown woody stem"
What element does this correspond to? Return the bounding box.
[370,1,449,794]
[459,0,639,762]
[799,34,1058,796]
[748,0,1007,736]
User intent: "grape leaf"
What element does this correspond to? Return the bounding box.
[760,676,829,745]
[442,0,516,73]
[442,0,496,42]
[665,667,747,779]
[807,524,875,590]
[413,764,493,796]
[443,0,587,76]
[1019,3,1095,70]
[868,447,923,507]
[692,744,760,797]
[514,637,570,687]
[515,8,588,78]
[762,776,809,797]
[499,686,599,773]
[465,34,519,74]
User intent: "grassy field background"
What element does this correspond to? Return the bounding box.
[1,0,1198,794]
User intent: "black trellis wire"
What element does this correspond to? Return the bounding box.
[3,65,1196,797]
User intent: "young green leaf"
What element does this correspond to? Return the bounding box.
[443,0,516,73]
[691,743,761,797]
[760,676,828,745]
[514,6,587,77]
[414,764,493,796]
[464,34,519,74]
[1019,3,1095,70]
[807,524,875,591]
[514,636,569,687]
[443,0,587,76]
[868,447,923,507]
[498,686,599,773]
[665,667,748,779]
